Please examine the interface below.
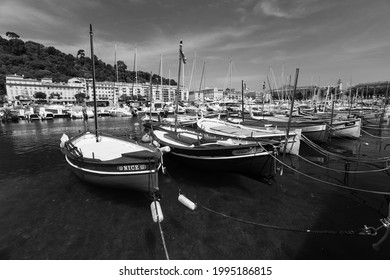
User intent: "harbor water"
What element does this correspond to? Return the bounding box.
[1,117,390,260]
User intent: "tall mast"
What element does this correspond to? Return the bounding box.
[241,80,244,122]
[168,69,171,101]
[114,44,118,106]
[198,62,205,101]
[132,47,137,99]
[175,40,184,129]
[89,24,98,141]
[230,59,232,99]
[175,40,183,113]
[160,54,163,101]
[188,51,197,94]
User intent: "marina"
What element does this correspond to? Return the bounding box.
[1,116,390,259]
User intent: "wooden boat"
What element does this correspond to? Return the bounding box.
[196,117,301,155]
[147,40,277,179]
[329,118,361,139]
[60,25,163,194]
[245,112,329,142]
[150,126,278,178]
[60,131,161,192]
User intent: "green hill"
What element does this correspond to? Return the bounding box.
[0,34,176,99]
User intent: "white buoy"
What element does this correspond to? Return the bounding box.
[152,140,161,148]
[178,194,197,210]
[159,146,171,153]
[150,201,164,223]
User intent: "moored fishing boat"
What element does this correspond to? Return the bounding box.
[150,126,278,178]
[247,112,329,142]
[60,131,162,192]
[60,24,163,195]
[196,117,301,155]
[148,40,279,179]
[329,118,362,139]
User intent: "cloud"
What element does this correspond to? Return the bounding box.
[254,0,327,19]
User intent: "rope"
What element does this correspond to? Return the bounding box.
[148,156,169,260]
[157,214,170,260]
[258,142,390,196]
[301,134,390,164]
[152,198,170,260]
[296,152,390,174]
[362,128,390,139]
[362,125,388,130]
[198,204,378,236]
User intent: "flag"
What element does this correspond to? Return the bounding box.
[180,40,187,64]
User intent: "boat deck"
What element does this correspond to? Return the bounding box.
[74,133,148,161]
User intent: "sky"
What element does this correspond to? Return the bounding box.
[1,0,390,91]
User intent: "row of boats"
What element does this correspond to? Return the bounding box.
[59,103,379,196]
[59,24,389,200]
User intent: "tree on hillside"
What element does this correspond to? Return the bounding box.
[6,31,20,39]
[77,49,85,59]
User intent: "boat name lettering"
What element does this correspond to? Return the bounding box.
[117,164,147,171]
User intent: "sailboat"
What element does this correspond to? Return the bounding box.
[60,25,163,194]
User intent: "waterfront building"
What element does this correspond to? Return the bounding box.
[5,74,188,105]
[188,87,224,102]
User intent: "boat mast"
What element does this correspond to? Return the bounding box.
[282,68,299,167]
[241,80,244,122]
[114,44,119,106]
[188,51,197,96]
[198,62,205,102]
[175,40,185,130]
[132,47,137,99]
[89,24,98,141]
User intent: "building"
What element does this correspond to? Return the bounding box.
[5,74,188,105]
[188,87,224,102]
[5,74,85,105]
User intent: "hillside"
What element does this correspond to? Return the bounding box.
[0,35,176,98]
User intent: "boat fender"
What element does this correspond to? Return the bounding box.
[178,194,197,211]
[152,140,161,148]
[150,201,164,223]
[60,134,69,148]
[141,133,152,143]
[159,146,171,153]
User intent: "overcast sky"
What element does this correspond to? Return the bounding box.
[1,0,390,91]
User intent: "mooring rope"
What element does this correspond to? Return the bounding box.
[151,197,170,260]
[259,142,390,195]
[361,125,388,130]
[301,134,390,164]
[198,203,381,236]
[362,128,390,139]
[157,213,170,260]
[296,152,390,174]
[148,156,170,260]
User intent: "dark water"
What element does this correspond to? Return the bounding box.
[1,117,390,260]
